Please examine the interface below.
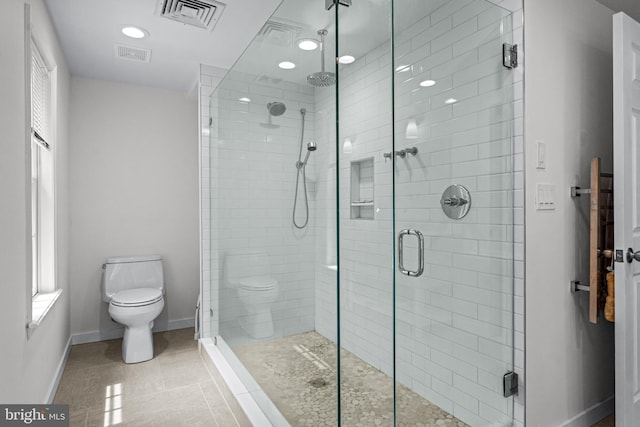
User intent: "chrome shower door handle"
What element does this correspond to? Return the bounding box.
[398,229,424,277]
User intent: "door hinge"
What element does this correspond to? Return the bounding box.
[326,0,351,10]
[503,43,518,69]
[503,371,519,397]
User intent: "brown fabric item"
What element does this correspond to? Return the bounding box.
[604,272,615,322]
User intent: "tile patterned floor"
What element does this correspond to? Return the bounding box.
[54,328,248,427]
[591,414,614,427]
[234,331,467,427]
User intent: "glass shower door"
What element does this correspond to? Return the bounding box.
[336,0,395,425]
[392,1,515,426]
[336,0,515,425]
[206,0,516,424]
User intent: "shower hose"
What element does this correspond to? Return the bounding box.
[293,109,309,229]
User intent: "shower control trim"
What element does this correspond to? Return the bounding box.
[383,147,418,162]
[440,184,471,219]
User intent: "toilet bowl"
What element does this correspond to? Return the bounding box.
[109,288,164,363]
[225,252,279,339]
[236,276,279,338]
[103,256,165,364]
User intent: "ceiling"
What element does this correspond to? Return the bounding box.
[222,0,471,86]
[596,0,640,21]
[43,0,483,92]
[44,0,640,94]
[44,0,283,92]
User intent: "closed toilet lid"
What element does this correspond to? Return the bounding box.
[111,288,163,307]
[237,276,277,290]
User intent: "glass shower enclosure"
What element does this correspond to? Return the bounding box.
[208,0,516,425]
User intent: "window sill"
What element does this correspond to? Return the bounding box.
[28,289,63,330]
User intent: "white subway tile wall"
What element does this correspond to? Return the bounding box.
[199,0,524,425]
[210,70,318,346]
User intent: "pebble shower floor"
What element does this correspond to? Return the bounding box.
[234,331,468,427]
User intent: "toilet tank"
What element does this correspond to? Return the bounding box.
[224,251,270,287]
[103,255,164,302]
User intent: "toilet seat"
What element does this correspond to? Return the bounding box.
[236,276,277,291]
[111,288,163,307]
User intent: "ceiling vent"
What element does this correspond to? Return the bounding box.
[256,19,304,47]
[114,44,152,63]
[156,0,226,31]
[254,74,283,85]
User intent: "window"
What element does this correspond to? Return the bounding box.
[29,38,59,327]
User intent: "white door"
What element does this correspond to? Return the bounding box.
[614,11,640,426]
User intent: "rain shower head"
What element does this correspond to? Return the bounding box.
[307,72,336,87]
[307,29,336,87]
[267,101,286,116]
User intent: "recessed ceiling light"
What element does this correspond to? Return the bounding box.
[338,55,356,64]
[445,98,458,104]
[419,79,436,87]
[122,26,148,39]
[278,61,296,70]
[396,64,411,72]
[238,97,251,103]
[297,39,319,51]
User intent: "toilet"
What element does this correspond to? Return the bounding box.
[102,255,165,364]
[224,251,279,339]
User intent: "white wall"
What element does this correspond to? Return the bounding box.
[524,0,616,425]
[0,0,71,403]
[69,77,199,339]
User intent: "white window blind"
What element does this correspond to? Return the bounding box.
[31,42,49,144]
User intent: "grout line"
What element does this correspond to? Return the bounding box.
[198,383,221,427]
[199,351,243,427]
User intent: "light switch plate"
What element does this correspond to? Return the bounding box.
[536,184,555,210]
[536,141,546,169]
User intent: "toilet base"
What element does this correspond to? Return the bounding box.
[122,324,154,363]
[241,308,274,339]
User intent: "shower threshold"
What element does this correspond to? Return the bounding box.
[205,331,468,427]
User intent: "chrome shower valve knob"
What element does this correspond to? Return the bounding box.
[442,196,468,207]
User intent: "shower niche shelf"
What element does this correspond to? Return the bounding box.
[350,158,374,220]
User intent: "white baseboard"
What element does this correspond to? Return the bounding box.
[46,335,72,404]
[71,317,195,345]
[559,396,615,427]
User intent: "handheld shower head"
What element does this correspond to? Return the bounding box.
[302,141,317,166]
